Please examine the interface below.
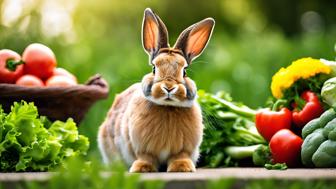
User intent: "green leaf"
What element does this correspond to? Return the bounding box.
[198,90,265,167]
[265,163,288,170]
[0,101,89,172]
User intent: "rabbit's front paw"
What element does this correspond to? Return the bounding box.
[129,160,157,173]
[167,158,196,172]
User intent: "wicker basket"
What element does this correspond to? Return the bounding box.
[0,74,109,124]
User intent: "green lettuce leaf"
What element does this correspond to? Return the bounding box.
[0,101,89,172]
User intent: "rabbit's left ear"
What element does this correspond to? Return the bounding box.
[174,18,215,64]
[142,8,169,58]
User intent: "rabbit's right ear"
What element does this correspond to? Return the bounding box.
[174,18,215,64]
[142,8,169,59]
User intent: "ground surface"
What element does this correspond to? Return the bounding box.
[1,168,335,189]
[141,168,336,180]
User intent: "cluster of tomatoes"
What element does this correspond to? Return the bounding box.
[0,43,77,87]
[256,91,324,167]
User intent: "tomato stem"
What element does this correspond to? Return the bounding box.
[294,95,306,110]
[271,99,288,111]
[6,59,25,71]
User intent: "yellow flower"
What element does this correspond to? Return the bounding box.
[271,57,331,98]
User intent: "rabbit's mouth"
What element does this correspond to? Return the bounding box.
[145,95,194,108]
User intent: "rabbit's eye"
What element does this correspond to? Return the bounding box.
[183,68,187,77]
[152,66,156,74]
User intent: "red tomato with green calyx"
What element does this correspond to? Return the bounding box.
[0,49,24,83]
[22,43,57,80]
[269,129,303,167]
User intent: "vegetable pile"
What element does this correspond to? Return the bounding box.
[0,43,77,87]
[0,101,89,172]
[256,57,336,168]
[253,57,336,168]
[199,56,336,169]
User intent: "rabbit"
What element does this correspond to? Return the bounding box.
[98,8,215,172]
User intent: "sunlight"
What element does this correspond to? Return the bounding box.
[40,0,77,39]
[1,0,24,26]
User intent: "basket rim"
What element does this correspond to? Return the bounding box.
[0,74,109,99]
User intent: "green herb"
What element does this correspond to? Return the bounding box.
[198,90,265,167]
[252,145,272,166]
[0,101,89,172]
[264,163,288,170]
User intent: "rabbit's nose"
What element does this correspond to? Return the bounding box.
[163,86,177,93]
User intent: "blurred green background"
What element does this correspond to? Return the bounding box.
[1,0,336,155]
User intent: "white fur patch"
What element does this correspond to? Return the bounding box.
[116,124,135,166]
[191,148,200,164]
[159,150,170,163]
[145,96,194,107]
[97,135,110,164]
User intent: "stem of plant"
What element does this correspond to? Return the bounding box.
[6,59,25,71]
[224,145,262,159]
[294,95,306,110]
[271,99,288,111]
[211,95,257,119]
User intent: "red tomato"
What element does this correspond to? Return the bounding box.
[0,49,24,83]
[22,43,57,80]
[269,129,303,167]
[53,68,77,83]
[46,75,77,87]
[255,108,292,141]
[292,91,324,128]
[16,75,44,87]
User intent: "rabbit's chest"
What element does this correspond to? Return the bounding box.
[129,111,186,157]
[125,97,203,161]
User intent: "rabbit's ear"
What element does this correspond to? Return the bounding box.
[142,8,169,57]
[174,18,215,64]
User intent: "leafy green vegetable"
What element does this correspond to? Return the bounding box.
[0,101,89,172]
[252,145,272,166]
[264,163,288,170]
[281,74,329,104]
[321,59,336,77]
[321,77,336,108]
[301,109,336,167]
[198,90,266,167]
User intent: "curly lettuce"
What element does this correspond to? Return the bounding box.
[0,101,89,172]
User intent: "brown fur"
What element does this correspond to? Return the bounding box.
[99,83,202,172]
[98,8,214,172]
[127,88,202,157]
[98,84,138,162]
[167,152,195,172]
